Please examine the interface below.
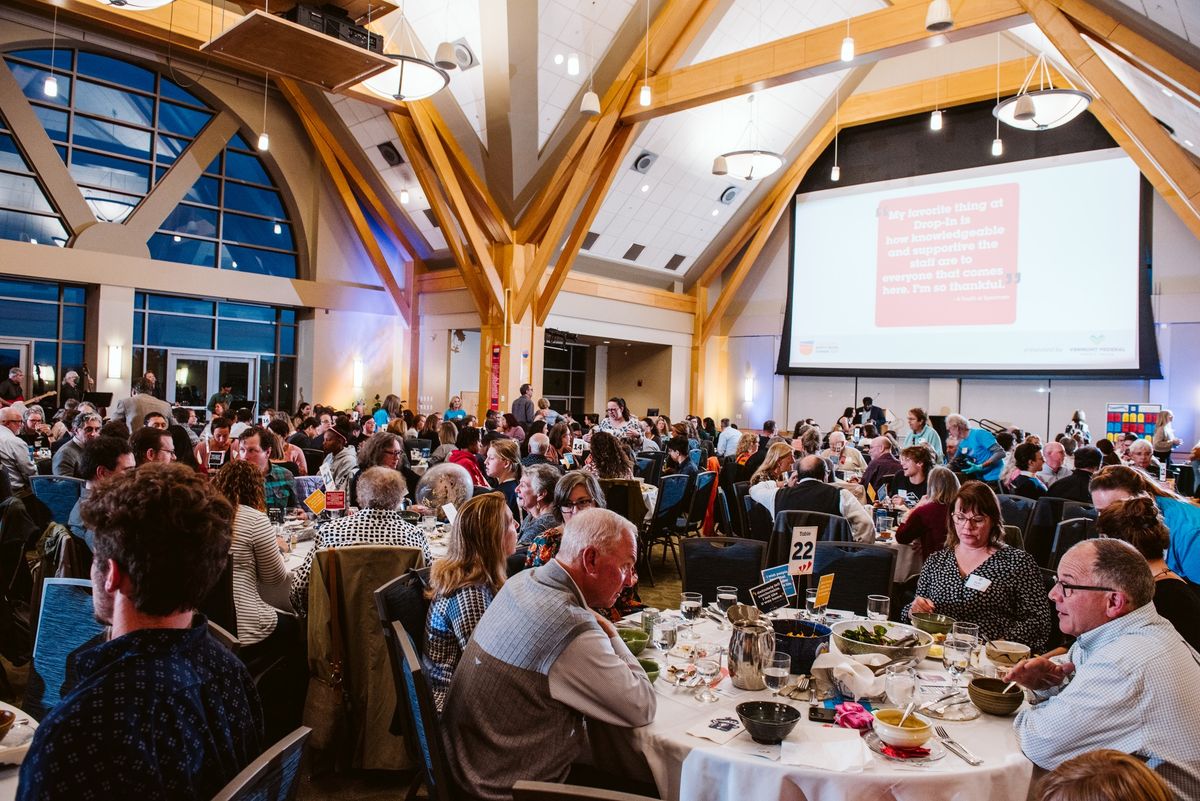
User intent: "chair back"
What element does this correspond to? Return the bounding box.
[1061,501,1097,522]
[634,451,664,487]
[767,510,852,566]
[688,448,702,469]
[680,537,766,604]
[199,558,238,640]
[744,492,773,542]
[1048,518,1096,570]
[24,577,104,719]
[29,475,84,525]
[996,494,1035,534]
[807,543,897,617]
[302,448,325,476]
[713,488,734,537]
[1001,524,1024,549]
[646,474,691,538]
[211,726,312,801]
[1027,496,1071,567]
[1174,464,1195,498]
[373,568,431,746]
[512,780,659,801]
[305,545,426,771]
[731,482,751,538]
[599,479,649,531]
[680,471,717,534]
[392,621,457,801]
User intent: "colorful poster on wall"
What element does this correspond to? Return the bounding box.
[489,344,501,411]
[1105,403,1161,442]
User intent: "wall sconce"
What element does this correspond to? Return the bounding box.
[743,377,754,404]
[107,345,122,380]
[353,358,364,389]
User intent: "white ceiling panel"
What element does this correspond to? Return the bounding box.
[1109,0,1197,46]
[537,0,637,149]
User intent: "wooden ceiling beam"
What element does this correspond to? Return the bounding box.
[1018,0,1200,240]
[534,124,640,327]
[392,113,494,318]
[621,0,1027,124]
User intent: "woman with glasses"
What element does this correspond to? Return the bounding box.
[349,431,405,507]
[902,481,1051,650]
[524,471,643,620]
[597,397,640,440]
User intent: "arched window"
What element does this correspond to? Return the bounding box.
[1,47,299,278]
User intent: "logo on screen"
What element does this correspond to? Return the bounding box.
[796,341,814,357]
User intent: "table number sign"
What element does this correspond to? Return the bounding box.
[761,565,797,598]
[788,526,818,576]
[304,489,326,516]
[750,578,790,614]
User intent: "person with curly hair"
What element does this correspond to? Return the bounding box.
[210,459,295,660]
[423,492,517,712]
[583,430,634,481]
[18,463,264,799]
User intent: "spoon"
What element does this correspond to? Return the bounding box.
[1002,679,1020,694]
[896,700,916,727]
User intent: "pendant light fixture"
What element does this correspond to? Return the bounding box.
[991,34,1004,157]
[840,16,854,62]
[400,188,410,204]
[432,2,458,72]
[711,94,784,180]
[580,1,600,116]
[363,1,450,102]
[830,86,840,182]
[925,0,953,32]
[43,6,59,98]
[930,108,943,131]
[96,0,176,10]
[257,71,270,152]
[638,0,651,107]
[994,52,1092,131]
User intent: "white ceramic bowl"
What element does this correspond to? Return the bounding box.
[872,708,933,748]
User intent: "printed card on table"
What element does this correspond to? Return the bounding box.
[687,713,745,744]
[304,489,326,516]
[788,525,817,576]
[815,573,835,608]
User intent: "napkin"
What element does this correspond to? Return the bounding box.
[812,652,890,700]
[780,725,871,772]
[833,702,874,731]
[686,711,745,744]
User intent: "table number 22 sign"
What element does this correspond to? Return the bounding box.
[788,525,818,576]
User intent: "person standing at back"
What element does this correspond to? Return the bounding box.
[512,383,535,429]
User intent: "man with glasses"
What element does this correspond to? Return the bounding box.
[238,426,296,516]
[0,406,35,494]
[52,412,102,478]
[131,426,176,466]
[68,435,135,552]
[1010,539,1200,799]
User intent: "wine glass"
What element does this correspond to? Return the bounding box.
[679,592,703,641]
[764,652,791,700]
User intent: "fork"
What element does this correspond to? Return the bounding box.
[935,725,983,765]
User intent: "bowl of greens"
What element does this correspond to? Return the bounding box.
[830,620,933,661]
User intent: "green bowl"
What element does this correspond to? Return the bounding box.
[968,677,1024,716]
[637,658,660,684]
[619,628,649,655]
[910,612,956,636]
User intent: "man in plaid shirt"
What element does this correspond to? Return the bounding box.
[238,425,295,514]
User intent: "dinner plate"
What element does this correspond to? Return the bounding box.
[921,700,981,721]
[0,718,37,767]
[863,730,946,764]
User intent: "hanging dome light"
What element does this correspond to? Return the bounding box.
[711,150,783,181]
[994,53,1092,131]
[363,16,450,102]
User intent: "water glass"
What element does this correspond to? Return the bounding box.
[764,652,791,699]
[805,588,824,622]
[866,595,890,621]
[694,658,721,703]
[716,586,738,615]
[884,663,918,707]
[652,619,679,652]
[942,637,973,686]
[680,592,703,640]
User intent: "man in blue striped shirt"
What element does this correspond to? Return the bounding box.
[1010,539,1200,799]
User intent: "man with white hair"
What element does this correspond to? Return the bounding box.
[860,436,902,496]
[0,406,35,494]
[0,367,24,407]
[443,507,654,801]
[820,430,866,475]
[521,432,561,472]
[1037,440,1070,486]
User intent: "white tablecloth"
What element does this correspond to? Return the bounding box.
[0,700,38,801]
[624,614,1034,801]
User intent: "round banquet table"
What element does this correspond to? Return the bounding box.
[618,611,1034,801]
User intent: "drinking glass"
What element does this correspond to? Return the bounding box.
[652,619,678,652]
[694,658,721,703]
[764,652,791,699]
[866,595,890,621]
[884,663,918,707]
[804,588,825,622]
[716,586,738,615]
[944,622,979,686]
[679,592,703,640]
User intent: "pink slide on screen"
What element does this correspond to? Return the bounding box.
[875,183,1019,327]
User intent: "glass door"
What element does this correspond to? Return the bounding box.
[0,338,32,400]
[167,351,257,412]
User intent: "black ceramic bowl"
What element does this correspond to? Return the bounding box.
[736,701,802,744]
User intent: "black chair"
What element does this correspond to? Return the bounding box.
[1062,501,1097,522]
[199,560,238,640]
[806,543,897,617]
[29,475,84,526]
[1001,524,1024,549]
[677,471,717,538]
[513,781,659,801]
[1174,464,1195,498]
[374,568,432,659]
[1027,497,1072,567]
[743,491,773,543]
[712,488,734,537]
[997,494,1035,535]
[211,726,312,801]
[1048,518,1096,570]
[634,451,665,488]
[767,510,853,567]
[388,621,458,801]
[302,448,324,476]
[680,537,766,604]
[643,473,692,573]
[731,481,752,538]
[599,479,649,533]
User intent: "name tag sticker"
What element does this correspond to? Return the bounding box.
[965,574,992,592]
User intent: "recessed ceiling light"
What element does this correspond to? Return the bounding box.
[711,209,719,216]
[567,54,580,76]
[554,53,564,65]
[1162,88,1174,97]
[1186,139,1195,148]
[640,184,650,192]
[603,340,610,344]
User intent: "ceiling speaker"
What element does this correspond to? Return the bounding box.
[453,38,479,71]
[719,186,739,205]
[378,141,403,166]
[631,151,658,173]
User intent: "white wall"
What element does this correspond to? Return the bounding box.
[447,329,481,399]
[717,190,1200,447]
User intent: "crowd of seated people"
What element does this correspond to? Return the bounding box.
[4,383,1200,801]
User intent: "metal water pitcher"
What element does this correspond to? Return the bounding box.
[727,618,775,690]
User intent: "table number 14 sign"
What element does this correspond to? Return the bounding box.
[788,525,817,576]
